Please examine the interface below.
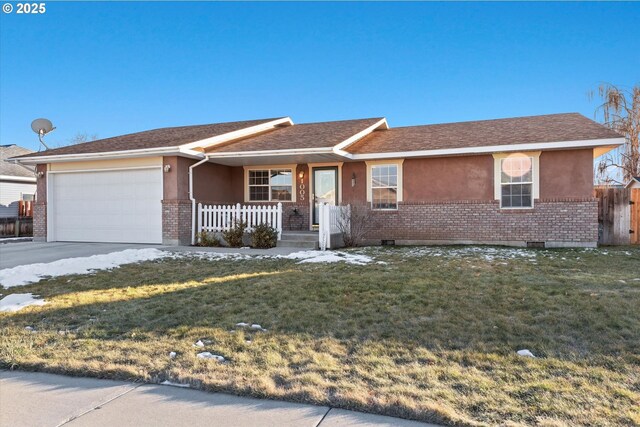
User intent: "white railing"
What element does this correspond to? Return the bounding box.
[197,202,283,240]
[318,203,350,250]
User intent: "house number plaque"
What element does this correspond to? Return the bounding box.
[299,178,305,201]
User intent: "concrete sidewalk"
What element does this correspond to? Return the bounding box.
[0,371,439,427]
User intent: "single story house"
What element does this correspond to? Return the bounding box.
[11,113,623,248]
[1,145,36,218]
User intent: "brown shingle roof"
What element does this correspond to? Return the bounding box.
[347,113,622,154]
[206,118,383,153]
[12,118,282,159]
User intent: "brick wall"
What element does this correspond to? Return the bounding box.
[33,164,47,241]
[162,200,192,245]
[363,198,598,247]
[33,202,46,241]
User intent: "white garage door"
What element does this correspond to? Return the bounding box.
[49,168,163,244]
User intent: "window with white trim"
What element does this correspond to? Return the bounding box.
[500,155,533,208]
[371,164,398,209]
[248,169,293,201]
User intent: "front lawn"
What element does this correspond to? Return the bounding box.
[1,246,639,426]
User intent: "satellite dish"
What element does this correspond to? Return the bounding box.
[30,118,55,150]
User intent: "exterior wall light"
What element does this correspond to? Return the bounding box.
[298,170,305,179]
[36,171,45,178]
[351,172,356,187]
[164,164,171,173]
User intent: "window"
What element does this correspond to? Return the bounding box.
[500,155,533,208]
[21,194,35,201]
[371,164,399,209]
[247,169,293,202]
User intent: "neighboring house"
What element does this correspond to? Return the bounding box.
[11,113,624,247]
[1,145,36,218]
[626,177,640,189]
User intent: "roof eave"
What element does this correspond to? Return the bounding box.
[349,137,626,160]
[10,146,205,165]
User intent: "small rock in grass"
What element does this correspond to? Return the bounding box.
[193,340,205,348]
[235,322,249,327]
[169,351,177,359]
[251,324,267,331]
[517,349,536,358]
[618,280,627,284]
[203,339,212,344]
[197,352,225,362]
[25,326,34,331]
[245,340,252,344]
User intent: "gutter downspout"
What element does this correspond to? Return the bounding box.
[189,155,210,245]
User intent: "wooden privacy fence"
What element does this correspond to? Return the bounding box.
[18,201,33,218]
[319,203,350,250]
[198,203,283,239]
[631,188,640,245]
[0,217,33,237]
[596,187,639,245]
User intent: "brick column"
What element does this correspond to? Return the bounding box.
[162,199,192,246]
[33,164,47,242]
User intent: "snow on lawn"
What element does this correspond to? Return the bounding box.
[282,250,372,265]
[0,293,46,312]
[183,249,373,265]
[0,248,168,288]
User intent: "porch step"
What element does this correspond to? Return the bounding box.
[280,232,318,242]
[278,232,319,250]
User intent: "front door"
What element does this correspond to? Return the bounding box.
[312,167,338,225]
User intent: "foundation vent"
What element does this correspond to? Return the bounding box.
[526,241,545,248]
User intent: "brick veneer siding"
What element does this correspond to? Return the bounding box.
[33,202,47,241]
[364,198,598,247]
[162,199,192,245]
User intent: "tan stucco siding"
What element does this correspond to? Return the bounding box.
[49,157,162,171]
[539,149,594,199]
[403,156,494,201]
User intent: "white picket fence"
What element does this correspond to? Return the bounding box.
[197,203,283,240]
[318,203,350,250]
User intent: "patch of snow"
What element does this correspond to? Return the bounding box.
[193,340,205,348]
[283,250,372,265]
[0,293,46,312]
[0,249,168,288]
[517,349,536,358]
[160,380,190,388]
[169,352,177,359]
[196,352,225,362]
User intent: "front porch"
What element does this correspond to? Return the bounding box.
[188,157,356,248]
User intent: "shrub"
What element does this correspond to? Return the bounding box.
[337,203,375,247]
[250,223,278,249]
[222,220,247,248]
[196,231,222,247]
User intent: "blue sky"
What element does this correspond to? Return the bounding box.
[1,1,638,151]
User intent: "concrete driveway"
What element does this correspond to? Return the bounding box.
[0,241,165,269]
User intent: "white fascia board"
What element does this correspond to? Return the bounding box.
[12,147,204,165]
[207,146,334,159]
[349,137,626,160]
[0,174,36,183]
[180,117,294,151]
[332,118,389,156]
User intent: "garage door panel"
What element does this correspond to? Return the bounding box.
[50,169,163,244]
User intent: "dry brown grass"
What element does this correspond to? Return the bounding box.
[1,246,639,426]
